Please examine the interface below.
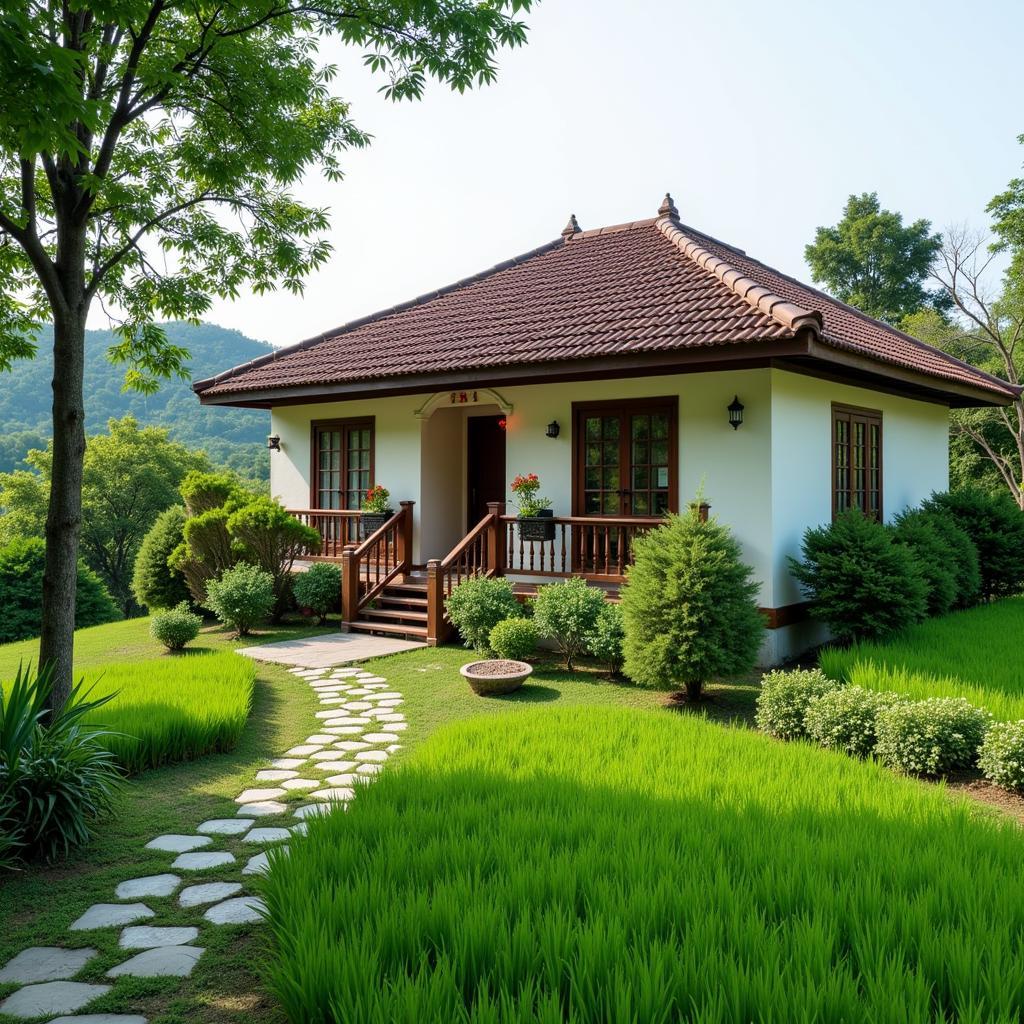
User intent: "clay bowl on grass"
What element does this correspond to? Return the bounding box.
[460,659,533,696]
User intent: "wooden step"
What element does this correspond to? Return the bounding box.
[385,580,429,595]
[360,607,428,624]
[379,593,428,608]
[345,620,428,639]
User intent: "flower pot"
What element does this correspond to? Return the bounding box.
[360,511,392,539]
[518,509,555,542]
[460,659,533,696]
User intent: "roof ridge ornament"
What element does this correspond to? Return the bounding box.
[561,214,581,239]
[658,192,679,220]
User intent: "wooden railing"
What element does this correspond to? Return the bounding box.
[426,503,503,644]
[340,501,414,623]
[499,514,663,580]
[286,508,362,559]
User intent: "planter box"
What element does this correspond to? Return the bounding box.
[360,511,392,539]
[518,509,555,542]
[460,659,533,696]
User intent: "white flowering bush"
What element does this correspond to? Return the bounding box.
[803,685,906,758]
[755,668,840,740]
[978,721,1024,791]
[874,698,991,777]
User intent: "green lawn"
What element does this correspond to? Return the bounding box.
[820,598,1024,720]
[263,705,1024,1023]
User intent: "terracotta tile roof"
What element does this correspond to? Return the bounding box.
[195,201,1018,405]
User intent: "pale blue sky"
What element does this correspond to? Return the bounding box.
[201,0,1024,348]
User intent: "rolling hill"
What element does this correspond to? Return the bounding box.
[0,322,272,477]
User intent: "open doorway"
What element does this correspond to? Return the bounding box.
[467,414,507,526]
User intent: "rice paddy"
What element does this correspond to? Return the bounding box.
[78,652,255,773]
[262,705,1024,1023]
[821,598,1024,720]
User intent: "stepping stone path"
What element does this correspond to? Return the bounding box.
[0,659,406,1022]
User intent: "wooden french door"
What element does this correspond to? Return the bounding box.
[572,398,678,517]
[310,418,374,544]
[467,415,507,526]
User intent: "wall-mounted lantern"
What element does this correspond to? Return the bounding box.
[267,434,281,451]
[727,396,744,430]
[545,420,561,439]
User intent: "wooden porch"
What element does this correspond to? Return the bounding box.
[288,502,664,645]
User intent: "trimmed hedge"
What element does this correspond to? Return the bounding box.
[755,668,840,740]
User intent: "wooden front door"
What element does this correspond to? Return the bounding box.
[467,415,507,526]
[572,398,678,517]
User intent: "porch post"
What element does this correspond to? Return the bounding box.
[486,501,506,577]
[397,500,415,573]
[340,543,359,624]
[426,558,447,646]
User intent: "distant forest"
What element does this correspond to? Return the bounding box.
[0,322,272,478]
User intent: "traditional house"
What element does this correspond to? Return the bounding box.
[194,195,1018,662]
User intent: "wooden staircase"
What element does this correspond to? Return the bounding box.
[345,574,429,641]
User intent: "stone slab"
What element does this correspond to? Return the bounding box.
[255,769,298,782]
[47,1016,147,1024]
[0,982,110,1018]
[197,818,253,836]
[323,774,359,786]
[203,897,266,925]
[304,734,338,744]
[144,834,211,853]
[70,904,153,931]
[293,803,334,819]
[280,777,320,790]
[243,827,290,844]
[322,726,365,736]
[237,633,423,668]
[357,750,389,763]
[106,946,203,979]
[241,852,273,875]
[114,875,181,900]
[333,740,372,751]
[308,750,353,763]
[269,757,307,770]
[362,733,399,744]
[119,926,198,950]
[356,763,383,776]
[171,851,235,871]
[178,882,243,908]
[235,787,285,803]
[284,745,323,756]
[313,761,359,773]
[0,947,96,984]
[310,787,355,802]
[236,801,288,817]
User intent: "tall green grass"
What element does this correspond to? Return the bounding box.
[38,652,254,774]
[821,598,1024,720]
[262,706,1024,1023]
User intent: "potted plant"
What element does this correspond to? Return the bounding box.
[360,484,394,538]
[511,473,555,542]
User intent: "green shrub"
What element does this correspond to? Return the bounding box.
[755,668,840,740]
[205,563,274,636]
[875,697,991,777]
[978,721,1024,791]
[488,617,538,661]
[915,507,981,608]
[0,663,121,866]
[445,576,520,653]
[532,578,606,671]
[586,602,625,675]
[132,505,191,611]
[227,497,320,620]
[262,705,1024,1023]
[292,563,341,624]
[890,508,957,617]
[621,508,764,700]
[803,685,905,758]
[150,602,202,651]
[789,510,928,643]
[922,489,1024,599]
[0,538,118,644]
[179,469,247,515]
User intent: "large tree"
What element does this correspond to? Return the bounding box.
[0,0,532,707]
[805,192,947,326]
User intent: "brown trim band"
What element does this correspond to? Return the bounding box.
[760,602,810,629]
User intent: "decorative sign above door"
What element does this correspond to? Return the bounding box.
[413,387,514,419]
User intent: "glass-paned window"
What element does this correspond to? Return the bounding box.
[832,406,882,521]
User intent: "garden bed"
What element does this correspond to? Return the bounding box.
[262,705,1024,1022]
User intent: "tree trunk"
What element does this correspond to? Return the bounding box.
[38,287,88,711]
[685,679,704,703]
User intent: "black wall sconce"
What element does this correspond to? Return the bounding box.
[727,396,744,430]
[546,420,561,439]
[267,434,281,451]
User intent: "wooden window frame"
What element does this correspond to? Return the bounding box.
[309,417,375,510]
[571,396,679,517]
[831,402,882,521]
